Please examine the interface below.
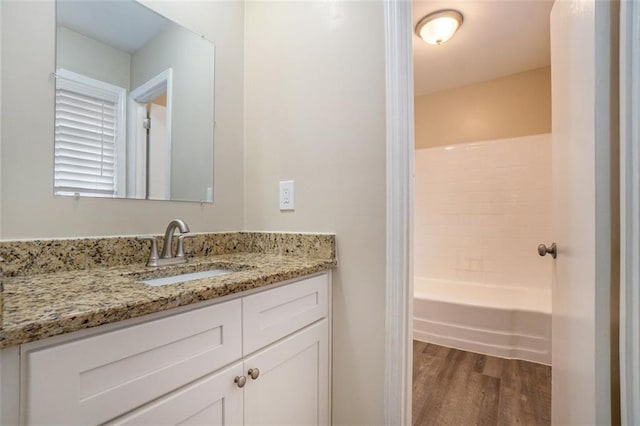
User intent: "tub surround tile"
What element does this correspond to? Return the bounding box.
[414,134,553,289]
[0,232,336,348]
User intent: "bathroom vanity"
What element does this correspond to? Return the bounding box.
[0,232,336,425]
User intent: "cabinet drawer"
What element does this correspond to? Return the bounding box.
[108,362,244,426]
[24,299,242,425]
[242,273,328,355]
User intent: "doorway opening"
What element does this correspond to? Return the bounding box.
[127,68,173,200]
[410,1,553,424]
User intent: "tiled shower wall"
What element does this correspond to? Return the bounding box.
[414,133,552,290]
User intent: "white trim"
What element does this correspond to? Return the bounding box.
[127,68,173,200]
[56,69,125,105]
[133,104,147,198]
[384,0,414,424]
[620,1,640,423]
[129,69,172,102]
[127,97,139,197]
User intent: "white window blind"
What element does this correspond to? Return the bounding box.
[54,69,126,197]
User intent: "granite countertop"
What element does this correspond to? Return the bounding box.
[0,233,337,349]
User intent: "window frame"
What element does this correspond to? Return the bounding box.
[54,68,127,198]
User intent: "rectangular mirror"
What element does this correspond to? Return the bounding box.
[54,0,215,202]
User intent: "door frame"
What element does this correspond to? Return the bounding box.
[383,0,638,424]
[383,0,414,424]
[127,68,173,199]
[619,1,640,423]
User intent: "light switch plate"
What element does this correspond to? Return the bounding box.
[279,180,295,210]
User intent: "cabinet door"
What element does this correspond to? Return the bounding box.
[243,319,329,426]
[108,362,244,426]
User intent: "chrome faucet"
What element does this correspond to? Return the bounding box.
[138,219,194,267]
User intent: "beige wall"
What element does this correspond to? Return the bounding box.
[414,67,551,149]
[57,26,132,90]
[0,0,244,239]
[244,1,387,424]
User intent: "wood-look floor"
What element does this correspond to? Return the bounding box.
[412,341,551,426]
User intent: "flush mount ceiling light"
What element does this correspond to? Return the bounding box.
[415,9,463,45]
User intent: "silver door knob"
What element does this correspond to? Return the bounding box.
[538,243,557,259]
[234,376,247,388]
[248,368,260,380]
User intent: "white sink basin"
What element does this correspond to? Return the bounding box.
[142,269,233,286]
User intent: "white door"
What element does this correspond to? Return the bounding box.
[619,2,640,423]
[243,320,329,426]
[550,0,616,424]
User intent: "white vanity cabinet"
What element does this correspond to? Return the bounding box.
[111,320,329,426]
[6,271,330,426]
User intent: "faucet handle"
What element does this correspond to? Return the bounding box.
[176,233,196,258]
[137,235,159,267]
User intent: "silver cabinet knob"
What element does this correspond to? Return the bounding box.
[234,376,247,388]
[248,368,260,380]
[538,243,557,259]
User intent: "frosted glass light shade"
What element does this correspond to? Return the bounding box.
[416,10,463,45]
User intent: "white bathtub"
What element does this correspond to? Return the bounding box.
[413,277,551,365]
